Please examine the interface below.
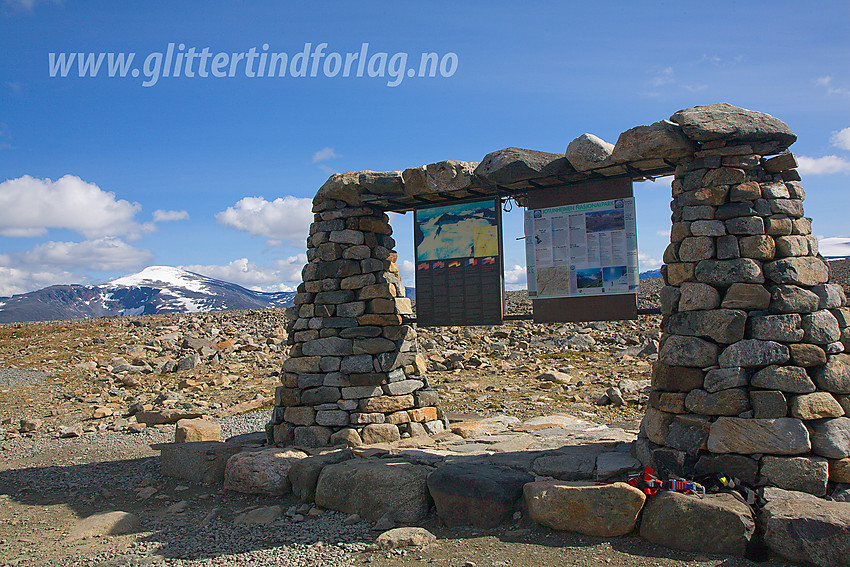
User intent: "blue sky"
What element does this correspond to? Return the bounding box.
[1,0,850,296]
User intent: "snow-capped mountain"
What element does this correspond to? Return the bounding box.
[0,266,296,324]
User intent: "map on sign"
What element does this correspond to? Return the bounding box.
[415,201,499,260]
[525,197,638,299]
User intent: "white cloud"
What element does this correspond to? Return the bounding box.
[3,0,38,9]
[180,255,307,292]
[504,264,526,285]
[815,76,850,96]
[692,54,744,67]
[398,259,415,286]
[0,236,153,295]
[215,195,313,244]
[0,252,89,296]
[312,147,340,163]
[20,237,154,271]
[818,236,850,258]
[0,266,82,297]
[649,67,674,88]
[0,175,149,239]
[504,264,527,291]
[638,252,663,271]
[655,229,671,237]
[153,209,189,222]
[830,127,850,151]
[796,155,850,175]
[641,67,705,98]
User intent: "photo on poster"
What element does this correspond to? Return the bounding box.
[585,207,625,233]
[575,267,603,289]
[603,265,628,287]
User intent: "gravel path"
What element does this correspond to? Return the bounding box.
[0,367,49,387]
[0,410,377,567]
[0,410,271,468]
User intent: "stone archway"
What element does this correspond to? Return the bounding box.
[268,103,849,490]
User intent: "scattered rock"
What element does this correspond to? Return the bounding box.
[223,448,308,495]
[19,418,41,433]
[66,511,140,540]
[233,505,283,525]
[58,423,83,438]
[524,481,645,537]
[371,527,436,550]
[315,458,431,523]
[372,514,395,531]
[640,491,754,556]
[760,487,850,567]
[428,464,533,528]
[175,418,221,443]
[160,441,244,484]
[135,408,203,426]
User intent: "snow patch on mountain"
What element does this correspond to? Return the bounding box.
[110,265,208,293]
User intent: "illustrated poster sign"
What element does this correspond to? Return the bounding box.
[414,200,503,326]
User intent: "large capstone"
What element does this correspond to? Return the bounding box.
[670,103,796,149]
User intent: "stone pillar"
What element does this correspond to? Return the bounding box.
[267,177,443,448]
[641,104,850,494]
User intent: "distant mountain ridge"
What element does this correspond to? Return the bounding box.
[0,266,296,324]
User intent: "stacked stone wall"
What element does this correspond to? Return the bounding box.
[642,105,850,493]
[267,199,444,448]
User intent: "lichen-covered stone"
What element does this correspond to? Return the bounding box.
[670,103,796,148]
[665,309,746,344]
[751,365,816,393]
[708,417,811,455]
[764,257,829,286]
[659,335,719,367]
[611,120,695,162]
[565,133,614,171]
[814,354,850,394]
[695,259,764,286]
[721,283,771,310]
[719,340,790,368]
[790,393,845,420]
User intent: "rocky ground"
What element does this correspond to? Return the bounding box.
[4,271,844,567]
